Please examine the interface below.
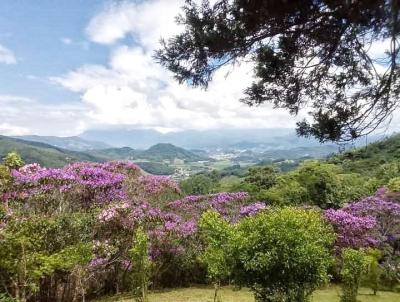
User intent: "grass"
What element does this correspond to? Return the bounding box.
[97,285,400,302]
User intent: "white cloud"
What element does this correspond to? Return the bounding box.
[86,0,182,50]
[0,95,88,136]
[53,0,300,133]
[0,123,29,136]
[0,44,17,64]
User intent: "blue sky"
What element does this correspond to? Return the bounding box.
[0,0,304,136]
[0,0,397,137]
[0,0,108,104]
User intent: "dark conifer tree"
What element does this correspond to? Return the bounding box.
[156,0,400,142]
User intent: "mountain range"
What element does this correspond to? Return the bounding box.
[2,127,393,173]
[79,128,324,149]
[0,136,206,168]
[89,143,207,162]
[15,135,111,151]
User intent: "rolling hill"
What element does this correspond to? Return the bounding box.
[0,135,209,176]
[89,143,208,162]
[328,133,400,175]
[0,136,103,167]
[141,143,206,161]
[89,147,139,161]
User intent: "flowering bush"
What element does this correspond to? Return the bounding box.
[325,188,400,251]
[0,159,259,300]
[3,155,398,301]
[239,202,267,217]
[324,209,378,249]
[199,208,335,302]
[10,161,142,206]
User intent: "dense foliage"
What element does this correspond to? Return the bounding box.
[340,248,369,302]
[329,134,400,179]
[199,208,335,302]
[0,157,255,301]
[1,144,400,301]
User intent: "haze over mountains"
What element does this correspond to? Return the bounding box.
[2,128,392,178]
[14,128,385,152]
[15,135,111,151]
[79,128,327,150]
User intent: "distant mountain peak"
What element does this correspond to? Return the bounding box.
[147,143,183,151]
[143,143,205,161]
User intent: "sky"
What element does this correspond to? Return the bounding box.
[0,0,397,137]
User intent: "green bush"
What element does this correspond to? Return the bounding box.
[340,248,368,302]
[388,177,400,192]
[180,174,216,195]
[199,211,235,302]
[130,226,153,302]
[2,152,24,170]
[362,249,383,295]
[0,213,93,302]
[200,208,335,302]
[258,161,376,208]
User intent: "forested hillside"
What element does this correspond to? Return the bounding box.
[329,134,400,177]
[0,136,209,176]
[0,136,102,167]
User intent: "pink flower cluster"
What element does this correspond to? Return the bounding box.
[325,209,378,249]
[325,188,400,250]
[240,202,267,216]
[168,192,249,221]
[89,257,108,268]
[139,175,181,194]
[8,161,141,205]
[169,192,249,209]
[97,200,198,260]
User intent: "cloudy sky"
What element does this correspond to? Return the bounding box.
[0,0,397,136]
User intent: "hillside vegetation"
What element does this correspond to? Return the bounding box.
[0,135,101,167]
[328,134,400,181]
[91,143,207,162]
[0,136,208,175]
[0,134,399,302]
[143,143,206,161]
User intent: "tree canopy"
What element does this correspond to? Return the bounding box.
[156,0,400,142]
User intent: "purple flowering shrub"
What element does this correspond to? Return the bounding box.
[1,160,254,294]
[92,192,253,287]
[240,202,267,217]
[325,188,400,250]
[325,188,400,252]
[168,192,251,222]
[8,161,142,212]
[325,187,400,288]
[325,209,378,249]
[345,188,400,241]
